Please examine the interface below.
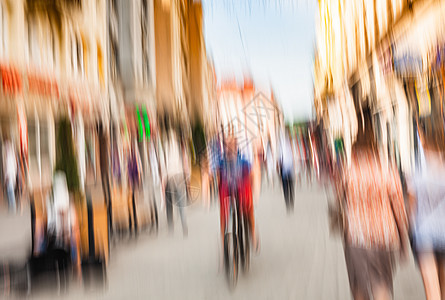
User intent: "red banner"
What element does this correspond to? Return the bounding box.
[28,73,59,98]
[1,65,22,95]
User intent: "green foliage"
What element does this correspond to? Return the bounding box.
[55,117,80,194]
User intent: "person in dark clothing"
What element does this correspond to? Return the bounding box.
[98,123,112,230]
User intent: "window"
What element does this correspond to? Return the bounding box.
[47,26,55,70]
[0,2,7,58]
[110,36,119,80]
[141,0,149,84]
[111,0,118,15]
[28,19,40,66]
[77,37,84,76]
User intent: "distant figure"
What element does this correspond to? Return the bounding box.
[3,139,17,212]
[264,135,275,186]
[128,139,142,190]
[47,173,71,244]
[98,123,111,205]
[279,129,295,213]
[46,172,80,273]
[162,129,187,236]
[98,123,112,232]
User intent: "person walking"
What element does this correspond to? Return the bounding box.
[407,121,445,300]
[128,139,142,234]
[278,128,295,213]
[3,139,17,212]
[162,128,188,236]
[98,123,112,230]
[265,136,275,187]
[342,106,409,300]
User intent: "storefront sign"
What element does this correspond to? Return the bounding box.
[28,73,59,98]
[1,65,22,95]
[135,104,151,141]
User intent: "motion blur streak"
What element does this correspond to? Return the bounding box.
[0,0,444,299]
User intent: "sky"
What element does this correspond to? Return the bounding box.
[201,0,318,122]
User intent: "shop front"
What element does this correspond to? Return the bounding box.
[0,62,104,195]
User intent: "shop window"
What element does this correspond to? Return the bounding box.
[110,36,119,80]
[28,18,41,66]
[47,26,55,70]
[141,0,150,84]
[0,2,7,58]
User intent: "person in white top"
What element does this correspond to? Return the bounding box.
[162,129,187,236]
[47,173,71,241]
[46,172,81,274]
[3,140,17,212]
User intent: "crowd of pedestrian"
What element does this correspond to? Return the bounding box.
[4,101,445,300]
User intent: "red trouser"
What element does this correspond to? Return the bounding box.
[219,177,254,236]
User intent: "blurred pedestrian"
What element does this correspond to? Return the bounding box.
[112,144,121,185]
[407,122,445,300]
[16,147,26,211]
[343,106,409,300]
[3,139,17,212]
[265,135,275,187]
[210,134,222,202]
[98,123,112,230]
[278,128,295,213]
[162,128,188,236]
[217,136,259,252]
[128,139,142,233]
[181,137,191,204]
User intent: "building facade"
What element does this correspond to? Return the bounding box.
[0,0,107,191]
[154,0,210,128]
[107,0,157,176]
[314,0,445,174]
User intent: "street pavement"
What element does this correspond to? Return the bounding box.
[24,177,425,299]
